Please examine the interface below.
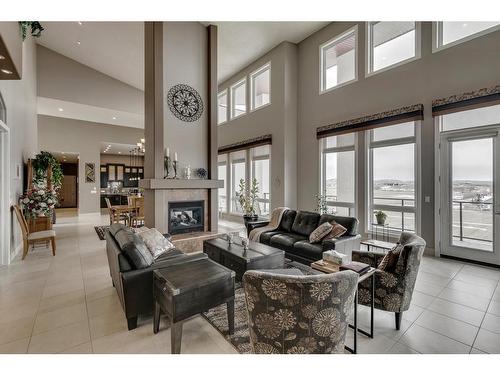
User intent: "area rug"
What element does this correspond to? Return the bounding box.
[94,225,109,241]
[201,261,316,354]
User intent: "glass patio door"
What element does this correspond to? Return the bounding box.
[440,128,500,265]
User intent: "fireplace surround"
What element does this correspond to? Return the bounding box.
[168,200,204,235]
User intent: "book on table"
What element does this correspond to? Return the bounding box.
[340,261,371,275]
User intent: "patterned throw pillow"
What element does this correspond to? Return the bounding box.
[378,243,405,272]
[137,228,175,260]
[323,221,347,241]
[309,222,333,243]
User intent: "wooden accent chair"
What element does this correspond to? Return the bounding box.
[13,205,56,260]
[129,196,145,228]
[105,197,129,226]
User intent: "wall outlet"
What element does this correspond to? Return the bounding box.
[424,196,431,203]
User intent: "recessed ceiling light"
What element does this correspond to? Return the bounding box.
[77,41,81,45]
[62,152,65,154]
[112,116,117,120]
[58,108,64,112]
[0,55,5,60]
[462,23,468,27]
[78,21,83,26]
[118,151,122,154]
[1,69,13,75]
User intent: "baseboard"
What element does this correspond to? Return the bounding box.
[10,242,22,263]
[440,254,500,269]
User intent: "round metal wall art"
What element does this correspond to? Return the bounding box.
[166,84,204,122]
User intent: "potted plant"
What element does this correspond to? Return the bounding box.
[237,178,259,223]
[374,210,388,225]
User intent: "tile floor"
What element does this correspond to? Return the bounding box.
[1,211,499,354]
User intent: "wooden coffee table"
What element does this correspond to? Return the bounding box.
[203,238,285,281]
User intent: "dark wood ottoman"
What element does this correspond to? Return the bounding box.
[152,257,235,353]
[203,238,285,281]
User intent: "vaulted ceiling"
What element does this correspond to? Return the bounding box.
[37,21,328,90]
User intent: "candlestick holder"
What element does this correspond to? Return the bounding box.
[164,156,172,179]
[173,160,178,179]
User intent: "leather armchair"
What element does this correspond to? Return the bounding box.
[352,232,426,329]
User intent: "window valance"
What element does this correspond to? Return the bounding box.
[218,134,272,154]
[432,85,500,116]
[316,104,423,139]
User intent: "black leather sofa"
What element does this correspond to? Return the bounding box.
[247,210,361,265]
[105,223,207,330]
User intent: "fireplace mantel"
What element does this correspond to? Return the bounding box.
[139,179,223,190]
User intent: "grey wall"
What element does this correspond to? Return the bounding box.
[0,36,38,259]
[297,22,500,249]
[163,22,208,170]
[37,45,143,114]
[38,115,144,213]
[218,42,298,209]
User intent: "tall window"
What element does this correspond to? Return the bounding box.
[251,145,271,215]
[320,133,356,216]
[367,21,418,74]
[230,150,247,213]
[435,22,500,49]
[320,27,357,93]
[250,63,271,111]
[217,154,228,213]
[368,122,418,232]
[219,143,272,217]
[217,90,228,125]
[230,79,246,119]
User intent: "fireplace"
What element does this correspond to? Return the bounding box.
[168,200,204,235]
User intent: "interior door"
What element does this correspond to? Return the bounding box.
[440,128,500,265]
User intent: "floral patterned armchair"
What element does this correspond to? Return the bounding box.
[243,269,359,354]
[352,232,426,330]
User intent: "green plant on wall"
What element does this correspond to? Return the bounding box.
[32,151,63,190]
[19,22,44,41]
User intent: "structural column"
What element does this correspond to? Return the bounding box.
[144,22,164,228]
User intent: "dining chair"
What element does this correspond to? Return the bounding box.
[105,197,128,226]
[130,196,145,228]
[13,204,56,260]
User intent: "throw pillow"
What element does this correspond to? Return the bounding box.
[309,222,333,243]
[378,243,405,272]
[323,221,347,241]
[137,228,176,260]
[114,230,154,269]
[131,226,150,234]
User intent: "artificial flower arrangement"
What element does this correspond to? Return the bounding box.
[21,181,58,219]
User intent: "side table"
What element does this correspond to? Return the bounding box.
[153,257,235,353]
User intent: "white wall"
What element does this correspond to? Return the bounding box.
[297,22,500,247]
[38,116,144,213]
[37,45,143,115]
[217,42,298,210]
[163,22,208,170]
[0,36,38,261]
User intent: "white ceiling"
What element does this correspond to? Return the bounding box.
[214,22,328,82]
[37,22,144,90]
[100,142,144,156]
[36,21,328,91]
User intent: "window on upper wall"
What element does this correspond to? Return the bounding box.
[320,26,357,93]
[435,22,500,50]
[251,145,271,216]
[320,133,356,216]
[250,63,271,111]
[217,154,228,213]
[217,90,228,125]
[230,79,247,119]
[367,21,419,74]
[367,122,418,233]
